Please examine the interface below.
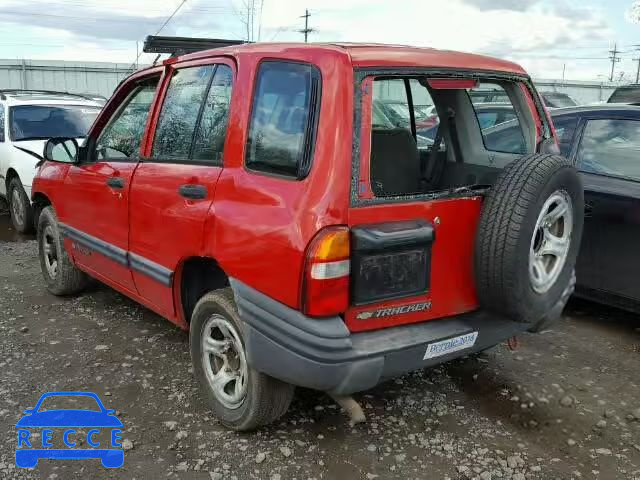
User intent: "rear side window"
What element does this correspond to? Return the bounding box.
[153,66,215,160]
[577,119,640,181]
[468,82,526,155]
[191,65,233,163]
[246,61,321,178]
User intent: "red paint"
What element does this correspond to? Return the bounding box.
[31,43,548,334]
[428,78,478,89]
[346,198,483,332]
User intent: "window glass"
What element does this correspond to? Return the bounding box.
[372,78,440,148]
[153,66,215,160]
[577,119,640,180]
[95,80,158,160]
[191,65,233,164]
[246,61,321,177]
[552,115,579,156]
[0,105,4,142]
[10,105,100,141]
[469,82,527,154]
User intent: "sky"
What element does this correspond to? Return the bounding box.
[0,0,639,81]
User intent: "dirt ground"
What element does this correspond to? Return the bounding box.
[0,208,639,480]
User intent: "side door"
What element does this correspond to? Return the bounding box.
[128,59,234,316]
[574,116,640,300]
[60,73,162,293]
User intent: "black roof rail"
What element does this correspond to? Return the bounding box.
[0,89,99,101]
[143,35,246,57]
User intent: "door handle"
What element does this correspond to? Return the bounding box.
[179,184,207,200]
[106,177,125,189]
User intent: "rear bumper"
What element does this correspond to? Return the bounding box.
[231,279,525,396]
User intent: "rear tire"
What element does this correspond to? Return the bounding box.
[37,206,89,295]
[190,288,294,431]
[8,177,34,234]
[475,154,583,327]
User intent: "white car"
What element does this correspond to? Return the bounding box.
[0,90,102,232]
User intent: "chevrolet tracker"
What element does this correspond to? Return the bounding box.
[31,39,583,430]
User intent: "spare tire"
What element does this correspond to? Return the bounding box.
[475,153,583,327]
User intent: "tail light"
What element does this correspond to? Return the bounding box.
[302,226,350,317]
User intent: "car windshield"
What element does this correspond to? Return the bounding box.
[10,104,101,141]
[36,395,102,412]
[608,87,640,104]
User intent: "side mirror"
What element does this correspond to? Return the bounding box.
[44,137,80,164]
[23,408,35,414]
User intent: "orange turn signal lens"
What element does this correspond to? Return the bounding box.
[311,229,350,261]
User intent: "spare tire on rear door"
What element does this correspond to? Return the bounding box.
[474,153,583,330]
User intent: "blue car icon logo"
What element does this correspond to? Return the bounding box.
[15,391,123,468]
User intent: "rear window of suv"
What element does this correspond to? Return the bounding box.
[245,61,321,178]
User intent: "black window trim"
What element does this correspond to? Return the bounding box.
[146,63,232,168]
[88,76,162,164]
[573,115,640,184]
[244,58,323,181]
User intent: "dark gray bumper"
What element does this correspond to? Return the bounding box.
[230,279,525,396]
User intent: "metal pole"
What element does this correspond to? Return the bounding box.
[636,58,640,84]
[304,9,309,42]
[609,43,620,82]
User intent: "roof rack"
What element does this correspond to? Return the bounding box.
[143,35,246,57]
[0,89,100,101]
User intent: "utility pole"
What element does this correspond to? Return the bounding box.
[299,9,314,43]
[609,43,621,82]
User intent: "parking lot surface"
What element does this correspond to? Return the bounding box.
[1,210,639,480]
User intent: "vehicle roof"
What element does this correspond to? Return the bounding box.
[550,104,640,117]
[164,42,527,76]
[1,91,103,107]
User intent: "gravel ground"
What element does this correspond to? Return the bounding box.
[0,210,639,480]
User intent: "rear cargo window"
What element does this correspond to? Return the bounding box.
[245,61,321,178]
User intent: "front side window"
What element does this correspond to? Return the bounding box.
[10,105,100,142]
[152,65,215,160]
[246,61,321,177]
[577,119,640,181]
[468,82,527,154]
[95,79,158,160]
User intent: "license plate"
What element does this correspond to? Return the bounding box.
[423,331,478,360]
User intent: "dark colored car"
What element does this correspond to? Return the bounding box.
[31,42,582,431]
[540,92,578,108]
[607,84,640,104]
[483,104,640,311]
[550,104,640,311]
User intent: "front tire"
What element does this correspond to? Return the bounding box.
[190,288,294,431]
[8,177,34,234]
[37,206,89,295]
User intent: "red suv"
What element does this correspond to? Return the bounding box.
[32,42,583,431]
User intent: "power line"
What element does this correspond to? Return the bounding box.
[129,0,187,72]
[298,9,314,43]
